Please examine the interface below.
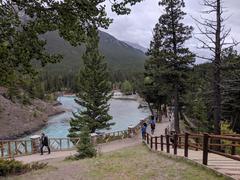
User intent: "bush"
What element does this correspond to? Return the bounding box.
[221,121,240,154]
[0,159,47,176]
[21,93,31,105]
[0,159,29,176]
[75,126,97,159]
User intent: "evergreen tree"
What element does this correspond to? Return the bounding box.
[121,80,133,95]
[75,126,97,159]
[148,0,195,132]
[222,48,240,133]
[0,1,60,87]
[68,27,113,136]
[184,66,212,132]
[143,24,170,119]
[1,0,143,91]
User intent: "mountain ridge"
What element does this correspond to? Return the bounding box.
[42,30,147,75]
[124,41,148,53]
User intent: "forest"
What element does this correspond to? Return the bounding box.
[1,0,240,136]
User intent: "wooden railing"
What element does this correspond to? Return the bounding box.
[0,140,32,158]
[0,117,149,159]
[145,132,240,165]
[0,138,80,158]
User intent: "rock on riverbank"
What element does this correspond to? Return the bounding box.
[0,91,65,140]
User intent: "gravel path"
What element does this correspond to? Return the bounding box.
[16,116,170,164]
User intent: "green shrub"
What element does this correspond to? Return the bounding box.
[0,159,29,176]
[75,126,97,159]
[221,121,240,154]
[21,93,31,105]
[0,159,47,176]
[30,162,48,171]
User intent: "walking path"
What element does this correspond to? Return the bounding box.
[16,117,171,164]
[15,115,240,179]
[154,146,240,180]
[144,114,240,180]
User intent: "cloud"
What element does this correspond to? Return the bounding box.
[103,0,240,63]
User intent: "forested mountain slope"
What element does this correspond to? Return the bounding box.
[42,31,147,75]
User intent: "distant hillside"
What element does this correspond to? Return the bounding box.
[124,41,148,53]
[42,31,147,75]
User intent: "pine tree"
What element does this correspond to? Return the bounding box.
[143,23,170,119]
[121,80,133,95]
[222,48,240,133]
[68,27,113,136]
[0,1,61,87]
[148,0,195,132]
[75,126,97,159]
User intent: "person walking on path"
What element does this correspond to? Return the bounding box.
[141,123,147,140]
[150,115,156,134]
[40,133,51,155]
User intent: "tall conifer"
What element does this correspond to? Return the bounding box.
[68,27,113,136]
[148,0,195,132]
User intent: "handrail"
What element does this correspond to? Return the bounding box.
[209,134,240,142]
[0,117,149,159]
[144,132,240,166]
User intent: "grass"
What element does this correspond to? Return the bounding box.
[2,145,230,180]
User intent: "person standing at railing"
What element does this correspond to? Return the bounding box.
[150,115,156,135]
[141,123,147,140]
[40,133,51,155]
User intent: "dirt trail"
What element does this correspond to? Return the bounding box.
[16,116,170,164]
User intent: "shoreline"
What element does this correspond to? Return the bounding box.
[1,110,66,140]
[0,94,66,140]
[0,94,149,140]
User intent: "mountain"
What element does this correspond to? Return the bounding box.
[124,41,148,53]
[42,31,147,75]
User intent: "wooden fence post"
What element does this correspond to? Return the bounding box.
[155,137,158,150]
[15,141,18,156]
[165,128,168,135]
[184,133,189,157]
[8,141,11,158]
[173,134,178,155]
[178,136,182,148]
[195,138,199,151]
[161,135,163,151]
[60,139,62,150]
[67,139,70,149]
[150,137,153,149]
[166,135,170,153]
[0,142,4,157]
[202,133,209,165]
[25,141,28,154]
[147,133,149,144]
[231,141,236,155]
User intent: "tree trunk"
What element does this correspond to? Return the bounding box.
[157,106,162,123]
[170,0,180,133]
[147,101,154,116]
[174,86,180,133]
[213,0,221,135]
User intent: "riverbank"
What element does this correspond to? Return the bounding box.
[0,93,65,140]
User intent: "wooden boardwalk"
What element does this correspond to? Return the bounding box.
[157,147,240,180]
[144,111,240,179]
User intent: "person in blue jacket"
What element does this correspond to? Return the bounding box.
[150,115,156,134]
[141,123,147,140]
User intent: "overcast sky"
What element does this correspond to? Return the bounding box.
[103,0,240,63]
